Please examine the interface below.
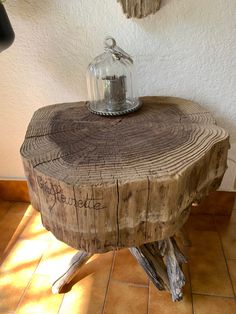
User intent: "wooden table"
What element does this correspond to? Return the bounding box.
[20,96,229,301]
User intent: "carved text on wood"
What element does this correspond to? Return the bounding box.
[37,176,106,211]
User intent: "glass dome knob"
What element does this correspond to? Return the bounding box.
[86,36,141,116]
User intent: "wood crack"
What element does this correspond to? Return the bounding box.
[116,179,120,248]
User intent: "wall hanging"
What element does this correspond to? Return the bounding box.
[117,0,161,18]
[0,1,15,52]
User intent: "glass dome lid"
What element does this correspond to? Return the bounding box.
[86,37,141,116]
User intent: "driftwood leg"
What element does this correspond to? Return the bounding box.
[130,243,170,291]
[175,225,192,247]
[52,251,93,294]
[165,238,186,301]
[130,237,186,301]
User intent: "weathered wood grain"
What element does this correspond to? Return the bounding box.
[165,238,186,301]
[130,237,186,301]
[130,244,170,291]
[20,96,229,253]
[118,0,161,18]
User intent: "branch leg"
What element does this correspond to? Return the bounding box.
[52,251,93,294]
[130,237,186,301]
[129,243,170,291]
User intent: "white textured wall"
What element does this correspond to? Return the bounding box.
[0,0,236,190]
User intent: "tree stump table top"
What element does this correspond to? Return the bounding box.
[21,96,229,253]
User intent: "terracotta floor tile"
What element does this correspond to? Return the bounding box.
[0,213,25,235]
[104,281,148,314]
[111,248,148,285]
[0,238,49,312]
[191,192,235,216]
[0,206,51,257]
[220,234,236,259]
[0,238,47,273]
[0,181,29,203]
[72,251,114,282]
[227,260,236,295]
[0,200,12,209]
[188,230,222,256]
[16,274,64,314]
[191,202,215,215]
[187,214,216,232]
[0,218,51,263]
[8,202,31,215]
[58,275,102,314]
[0,200,12,220]
[35,238,79,282]
[149,264,192,314]
[19,212,50,242]
[1,199,236,313]
[192,294,236,314]
[59,251,114,314]
[188,230,234,297]
[0,211,26,243]
[0,215,19,255]
[212,192,236,215]
[0,267,34,312]
[0,211,33,253]
[215,210,236,259]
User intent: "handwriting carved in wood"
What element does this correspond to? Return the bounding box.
[37,176,106,211]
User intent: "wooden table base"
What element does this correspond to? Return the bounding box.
[52,234,188,301]
[130,237,186,301]
[21,97,228,301]
[52,251,93,295]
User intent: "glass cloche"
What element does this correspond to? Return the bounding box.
[87,37,141,116]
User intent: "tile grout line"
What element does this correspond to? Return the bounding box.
[57,293,66,314]
[0,201,18,222]
[186,257,195,314]
[0,203,43,313]
[147,279,150,314]
[14,252,45,312]
[14,238,51,312]
[0,205,35,267]
[213,214,236,300]
[192,292,235,300]
[101,249,116,314]
[233,199,236,211]
[111,279,148,288]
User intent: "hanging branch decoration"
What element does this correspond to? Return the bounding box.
[0,0,15,52]
[117,0,161,19]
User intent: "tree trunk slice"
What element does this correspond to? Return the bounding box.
[118,0,161,18]
[20,96,229,253]
[130,237,186,301]
[52,251,92,294]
